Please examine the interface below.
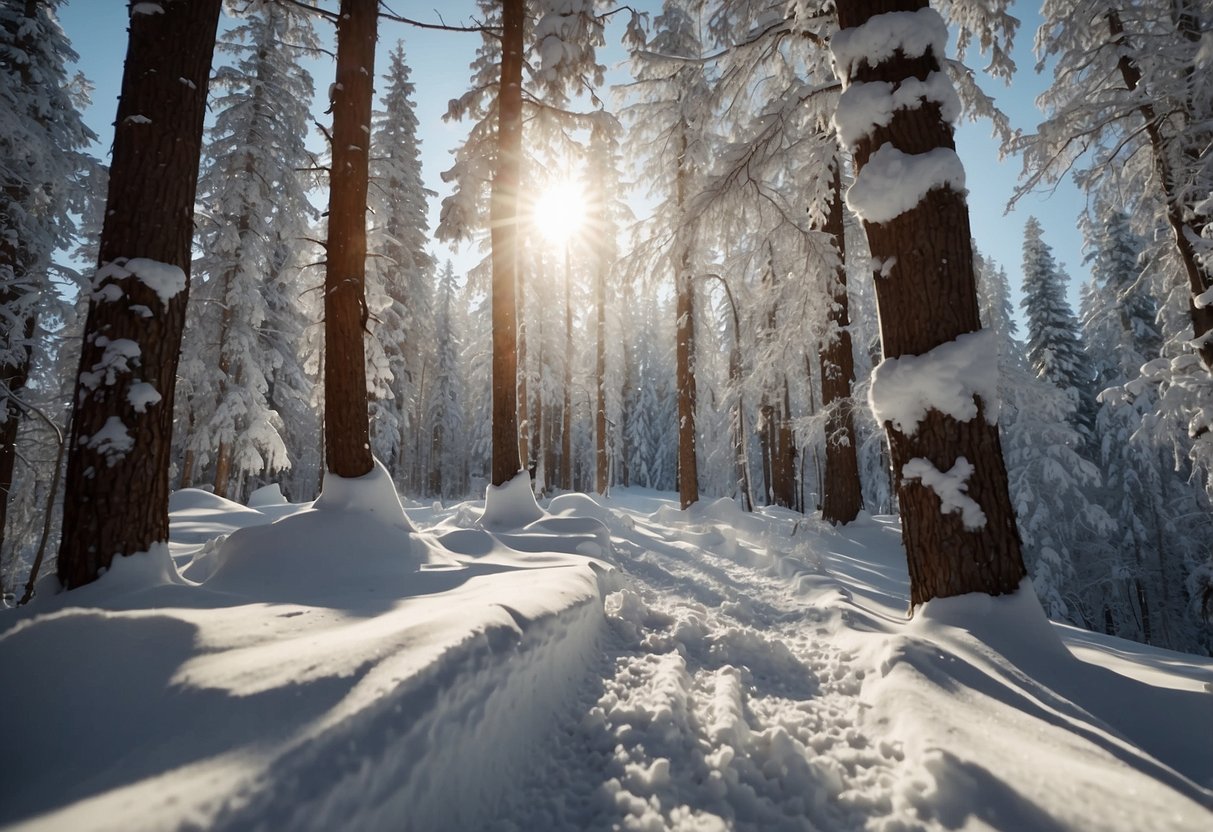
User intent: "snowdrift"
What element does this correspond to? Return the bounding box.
[2,483,1210,831]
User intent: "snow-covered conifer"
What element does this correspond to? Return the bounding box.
[182,0,319,498]
[0,0,97,556]
[1020,216,1097,443]
[367,42,437,488]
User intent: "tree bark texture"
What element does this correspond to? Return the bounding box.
[323,0,376,479]
[819,159,863,524]
[837,0,1026,605]
[773,383,796,508]
[674,128,699,509]
[489,0,525,486]
[58,0,222,589]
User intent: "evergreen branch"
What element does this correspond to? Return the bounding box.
[377,2,500,35]
[273,0,339,23]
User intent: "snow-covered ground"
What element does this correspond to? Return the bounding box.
[2,474,1210,832]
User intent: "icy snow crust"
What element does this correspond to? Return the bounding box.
[3,486,1211,831]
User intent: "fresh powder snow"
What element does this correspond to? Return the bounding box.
[2,484,1209,832]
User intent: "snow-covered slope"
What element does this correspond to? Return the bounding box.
[2,483,1210,831]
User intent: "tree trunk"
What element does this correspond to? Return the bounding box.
[561,244,573,492]
[836,0,1026,606]
[213,441,232,498]
[323,0,376,479]
[595,245,609,495]
[179,449,195,489]
[674,128,699,510]
[57,0,222,589]
[773,383,796,508]
[759,395,773,503]
[429,420,443,497]
[489,0,525,486]
[518,247,530,480]
[819,158,864,524]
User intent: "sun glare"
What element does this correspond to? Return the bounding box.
[533,181,586,244]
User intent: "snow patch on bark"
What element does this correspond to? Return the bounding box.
[902,456,987,529]
[83,416,134,464]
[868,329,999,435]
[830,8,948,81]
[93,258,186,307]
[79,337,141,390]
[127,382,161,413]
[846,144,966,224]
[833,72,961,149]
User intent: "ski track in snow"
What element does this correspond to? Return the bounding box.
[488,501,903,832]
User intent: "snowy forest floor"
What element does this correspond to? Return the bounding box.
[2,480,1211,832]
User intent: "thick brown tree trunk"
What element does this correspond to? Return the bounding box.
[489,0,525,487]
[57,0,222,589]
[836,0,1026,606]
[323,0,376,479]
[819,159,864,524]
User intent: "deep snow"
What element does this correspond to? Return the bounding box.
[1,480,1210,832]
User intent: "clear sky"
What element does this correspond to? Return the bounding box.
[54,1,1089,317]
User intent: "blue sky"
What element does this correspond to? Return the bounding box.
[54,1,1089,314]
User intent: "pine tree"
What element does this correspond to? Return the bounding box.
[0,0,96,558]
[1020,216,1097,442]
[622,0,711,509]
[428,262,464,498]
[367,42,436,487]
[1022,0,1213,374]
[1081,209,1212,650]
[182,0,318,499]
[978,253,1112,622]
[57,0,223,589]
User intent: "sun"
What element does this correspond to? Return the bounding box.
[532,181,586,244]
